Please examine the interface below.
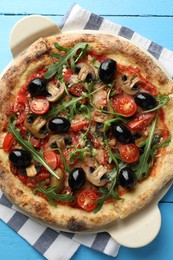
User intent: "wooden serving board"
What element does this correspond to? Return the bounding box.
[8,15,173,248]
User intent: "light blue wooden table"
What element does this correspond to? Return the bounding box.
[1,1,173,259]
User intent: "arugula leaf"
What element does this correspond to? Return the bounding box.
[103,117,127,166]
[44,42,89,79]
[150,135,171,165]
[69,147,90,163]
[57,148,71,173]
[44,85,106,119]
[144,95,170,113]
[8,115,60,180]
[134,116,158,180]
[34,183,76,206]
[94,168,120,213]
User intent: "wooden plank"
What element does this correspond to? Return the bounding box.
[0,0,173,16]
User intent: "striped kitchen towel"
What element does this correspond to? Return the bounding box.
[1,3,173,260]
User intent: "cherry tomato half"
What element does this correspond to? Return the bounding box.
[63,68,73,85]
[68,83,84,97]
[30,96,50,115]
[115,95,137,117]
[119,143,139,163]
[127,112,155,131]
[3,132,15,152]
[77,189,99,212]
[70,120,89,132]
[13,95,30,124]
[43,151,60,170]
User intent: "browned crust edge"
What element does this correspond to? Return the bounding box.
[0,33,173,231]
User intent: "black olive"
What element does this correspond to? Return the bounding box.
[9,149,32,168]
[119,166,135,189]
[48,117,71,134]
[99,59,117,83]
[134,92,157,110]
[68,167,86,190]
[27,78,48,97]
[112,124,133,144]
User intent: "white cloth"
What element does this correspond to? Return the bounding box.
[1,3,173,260]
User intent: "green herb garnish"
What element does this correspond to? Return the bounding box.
[34,183,76,206]
[94,168,120,213]
[8,115,60,180]
[144,95,170,113]
[44,42,89,79]
[134,115,158,180]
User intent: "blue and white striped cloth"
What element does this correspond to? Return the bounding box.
[1,3,173,260]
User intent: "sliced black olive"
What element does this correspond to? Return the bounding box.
[133,132,142,140]
[48,117,71,134]
[9,149,32,168]
[122,74,128,82]
[112,124,133,144]
[119,166,135,189]
[99,59,117,83]
[68,167,86,190]
[27,78,48,97]
[134,92,157,110]
[103,106,108,111]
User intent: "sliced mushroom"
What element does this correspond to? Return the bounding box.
[76,63,96,82]
[24,115,48,139]
[47,82,65,102]
[86,165,108,186]
[92,109,113,123]
[26,164,37,177]
[49,168,64,193]
[119,74,140,95]
[45,134,66,150]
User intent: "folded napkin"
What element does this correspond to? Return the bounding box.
[1,3,173,260]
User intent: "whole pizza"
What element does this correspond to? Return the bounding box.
[0,32,173,232]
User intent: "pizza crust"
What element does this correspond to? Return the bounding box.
[0,32,173,231]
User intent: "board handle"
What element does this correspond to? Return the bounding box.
[107,203,161,248]
[9,15,61,58]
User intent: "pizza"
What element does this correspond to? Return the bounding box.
[0,32,173,232]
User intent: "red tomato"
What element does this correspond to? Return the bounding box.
[3,132,14,152]
[77,189,99,212]
[70,120,89,132]
[30,96,50,115]
[88,50,108,63]
[119,143,139,163]
[13,95,30,124]
[35,171,50,183]
[128,112,155,131]
[43,151,60,170]
[63,68,73,85]
[68,83,84,97]
[115,95,137,117]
